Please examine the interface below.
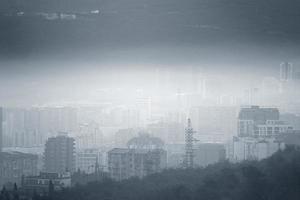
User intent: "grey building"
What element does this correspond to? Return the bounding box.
[22,172,71,194]
[44,134,75,174]
[108,134,167,181]
[194,143,226,167]
[0,151,38,187]
[238,106,292,137]
[108,148,167,181]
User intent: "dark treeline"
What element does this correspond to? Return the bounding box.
[51,146,300,200]
[2,146,300,200]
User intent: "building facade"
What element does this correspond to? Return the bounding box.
[0,151,38,187]
[108,134,167,181]
[238,106,292,137]
[2,107,77,148]
[22,172,71,194]
[232,106,293,161]
[108,148,167,181]
[76,148,103,174]
[44,134,75,174]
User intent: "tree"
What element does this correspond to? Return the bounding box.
[48,181,54,200]
[12,183,19,200]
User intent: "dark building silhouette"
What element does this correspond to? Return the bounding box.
[44,133,75,174]
[22,172,71,194]
[0,151,38,186]
[238,106,286,137]
[108,134,167,181]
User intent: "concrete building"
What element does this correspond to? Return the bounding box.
[44,134,75,174]
[108,134,167,181]
[194,143,226,167]
[232,137,282,161]
[76,122,103,150]
[238,106,292,137]
[22,172,71,194]
[76,148,103,174]
[280,62,293,82]
[232,106,293,161]
[0,151,38,187]
[2,107,77,148]
[108,148,166,181]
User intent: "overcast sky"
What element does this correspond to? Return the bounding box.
[0,0,299,105]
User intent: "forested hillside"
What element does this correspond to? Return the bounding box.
[14,146,299,200]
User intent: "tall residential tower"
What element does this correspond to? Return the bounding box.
[44,133,75,173]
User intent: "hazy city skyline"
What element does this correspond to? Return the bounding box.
[1,0,300,199]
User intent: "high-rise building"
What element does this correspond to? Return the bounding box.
[237,106,292,137]
[232,137,282,161]
[280,62,293,81]
[44,134,75,174]
[22,172,71,194]
[232,106,293,162]
[2,107,77,148]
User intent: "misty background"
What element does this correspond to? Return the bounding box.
[0,0,300,107]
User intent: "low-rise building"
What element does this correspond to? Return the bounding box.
[76,148,103,174]
[232,137,282,161]
[108,134,167,181]
[194,143,226,167]
[108,148,167,181]
[0,151,38,187]
[22,172,71,194]
[44,134,75,174]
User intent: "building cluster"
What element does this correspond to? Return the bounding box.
[0,151,38,187]
[44,133,76,174]
[108,134,167,181]
[1,61,300,194]
[22,172,71,194]
[1,107,77,148]
[0,104,299,194]
[232,106,294,161]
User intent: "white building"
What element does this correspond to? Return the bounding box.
[232,137,282,161]
[22,172,71,194]
[76,148,103,174]
[108,148,167,181]
[108,134,167,181]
